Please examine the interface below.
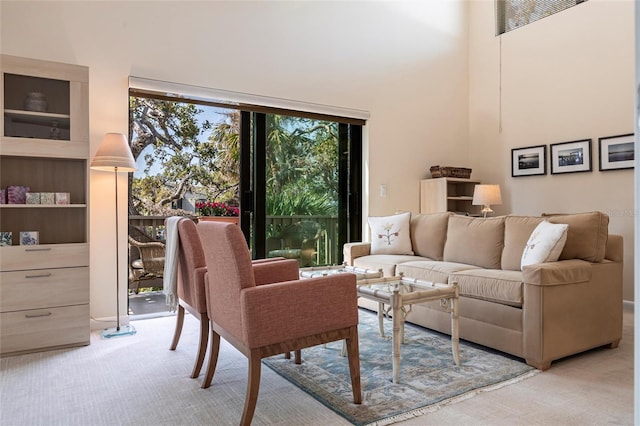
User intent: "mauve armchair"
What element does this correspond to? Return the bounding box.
[169,218,209,378]
[197,221,362,425]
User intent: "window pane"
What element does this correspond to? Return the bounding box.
[496,0,587,35]
[264,115,339,266]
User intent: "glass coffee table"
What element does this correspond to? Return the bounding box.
[356,276,460,384]
[299,264,383,281]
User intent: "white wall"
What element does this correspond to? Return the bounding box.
[469,0,635,300]
[1,1,470,320]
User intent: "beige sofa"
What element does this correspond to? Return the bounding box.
[343,211,623,370]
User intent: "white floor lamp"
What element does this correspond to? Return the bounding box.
[91,133,138,339]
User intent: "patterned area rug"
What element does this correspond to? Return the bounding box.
[263,309,538,426]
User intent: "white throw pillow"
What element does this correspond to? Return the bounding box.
[521,220,569,270]
[368,212,414,255]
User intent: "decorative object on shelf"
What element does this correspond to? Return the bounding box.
[49,122,61,139]
[91,132,137,339]
[472,184,502,218]
[55,192,70,204]
[429,165,472,179]
[550,139,592,174]
[0,189,4,204]
[40,192,55,204]
[195,200,239,217]
[0,232,12,246]
[19,231,39,245]
[26,192,40,204]
[511,145,547,177]
[7,185,29,204]
[598,133,634,171]
[24,91,48,112]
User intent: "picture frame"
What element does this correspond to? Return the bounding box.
[511,145,546,177]
[598,133,634,171]
[0,232,12,246]
[550,139,592,174]
[20,231,39,246]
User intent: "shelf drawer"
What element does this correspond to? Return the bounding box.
[0,243,88,271]
[0,267,89,312]
[0,304,89,355]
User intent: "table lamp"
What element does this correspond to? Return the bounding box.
[472,184,502,218]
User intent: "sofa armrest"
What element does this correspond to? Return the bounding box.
[343,242,371,266]
[522,259,623,370]
[522,259,591,287]
[606,234,623,262]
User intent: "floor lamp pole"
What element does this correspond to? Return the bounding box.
[101,166,136,338]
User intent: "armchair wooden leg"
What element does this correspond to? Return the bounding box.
[201,330,221,389]
[345,326,362,404]
[191,314,210,378]
[241,351,262,426]
[294,350,302,364]
[170,305,185,351]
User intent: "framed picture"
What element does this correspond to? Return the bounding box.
[511,145,546,177]
[550,139,592,174]
[598,133,634,171]
[20,231,39,246]
[0,232,12,246]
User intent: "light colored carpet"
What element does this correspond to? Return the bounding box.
[0,305,634,425]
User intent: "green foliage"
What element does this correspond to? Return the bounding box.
[130,98,339,219]
[129,97,238,216]
[265,115,338,216]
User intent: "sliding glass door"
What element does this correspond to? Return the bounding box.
[242,112,362,266]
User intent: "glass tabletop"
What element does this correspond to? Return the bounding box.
[299,265,382,280]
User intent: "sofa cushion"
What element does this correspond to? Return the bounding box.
[368,212,413,255]
[521,221,568,269]
[410,212,452,261]
[397,260,478,284]
[502,215,544,271]
[443,215,505,269]
[544,211,609,262]
[450,269,524,308]
[353,254,428,277]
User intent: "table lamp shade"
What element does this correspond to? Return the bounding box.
[472,184,502,206]
[90,133,136,172]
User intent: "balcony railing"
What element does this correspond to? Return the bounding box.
[128,215,340,266]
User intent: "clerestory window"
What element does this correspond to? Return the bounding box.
[496,0,588,35]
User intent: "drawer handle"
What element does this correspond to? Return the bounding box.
[25,273,53,279]
[25,312,52,319]
[25,247,52,252]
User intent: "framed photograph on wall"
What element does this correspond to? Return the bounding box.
[550,139,592,174]
[598,133,634,171]
[511,145,546,177]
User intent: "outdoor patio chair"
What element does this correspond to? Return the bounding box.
[267,220,324,267]
[197,221,361,425]
[128,236,165,294]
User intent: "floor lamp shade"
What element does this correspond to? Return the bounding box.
[90,133,136,171]
[91,133,137,339]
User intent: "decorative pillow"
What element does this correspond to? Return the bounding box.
[521,221,569,270]
[368,212,413,255]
